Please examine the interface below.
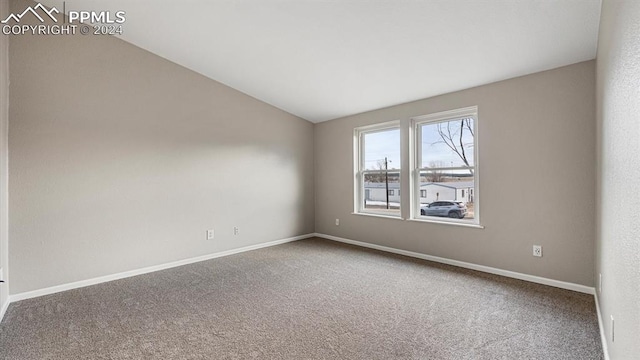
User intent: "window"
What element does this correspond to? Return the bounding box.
[353,108,479,226]
[413,107,478,224]
[354,121,401,217]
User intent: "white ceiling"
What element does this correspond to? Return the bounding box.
[42,0,602,122]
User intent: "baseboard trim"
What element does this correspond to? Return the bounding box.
[314,233,595,295]
[0,266,6,323]
[594,293,611,360]
[0,297,8,323]
[10,233,314,303]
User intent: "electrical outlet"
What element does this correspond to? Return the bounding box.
[335,218,340,226]
[206,229,215,240]
[533,245,542,257]
[233,227,239,235]
[611,315,615,342]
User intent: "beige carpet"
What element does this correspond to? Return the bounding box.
[0,238,603,359]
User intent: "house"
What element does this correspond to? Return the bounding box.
[419,181,474,204]
[364,181,474,205]
[0,0,637,359]
[363,182,401,205]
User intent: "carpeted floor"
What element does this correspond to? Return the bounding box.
[0,238,603,359]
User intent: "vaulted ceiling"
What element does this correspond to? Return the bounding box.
[42,0,602,122]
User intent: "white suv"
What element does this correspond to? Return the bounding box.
[420,201,468,219]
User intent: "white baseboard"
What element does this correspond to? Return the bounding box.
[314,233,595,295]
[0,266,7,323]
[0,297,8,323]
[10,233,314,303]
[594,293,611,360]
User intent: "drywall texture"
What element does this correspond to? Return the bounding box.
[316,61,596,287]
[8,0,314,294]
[595,0,640,358]
[0,0,10,312]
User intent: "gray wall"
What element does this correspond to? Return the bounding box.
[8,0,314,294]
[0,0,9,311]
[595,0,640,358]
[315,61,596,287]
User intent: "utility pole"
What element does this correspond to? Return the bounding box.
[385,157,389,209]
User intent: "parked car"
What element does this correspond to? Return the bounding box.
[420,201,467,219]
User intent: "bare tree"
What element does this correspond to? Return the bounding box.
[366,158,399,183]
[425,161,446,182]
[434,118,474,175]
[366,159,386,183]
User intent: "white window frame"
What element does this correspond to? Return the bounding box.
[410,106,480,226]
[353,120,401,218]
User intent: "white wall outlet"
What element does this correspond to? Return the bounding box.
[335,218,340,226]
[206,229,215,240]
[533,245,542,257]
[233,226,239,235]
[611,315,615,342]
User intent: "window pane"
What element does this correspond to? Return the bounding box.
[420,118,474,168]
[363,129,401,170]
[363,171,400,215]
[418,170,475,220]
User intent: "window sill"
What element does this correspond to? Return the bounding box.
[407,218,485,229]
[352,212,404,221]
